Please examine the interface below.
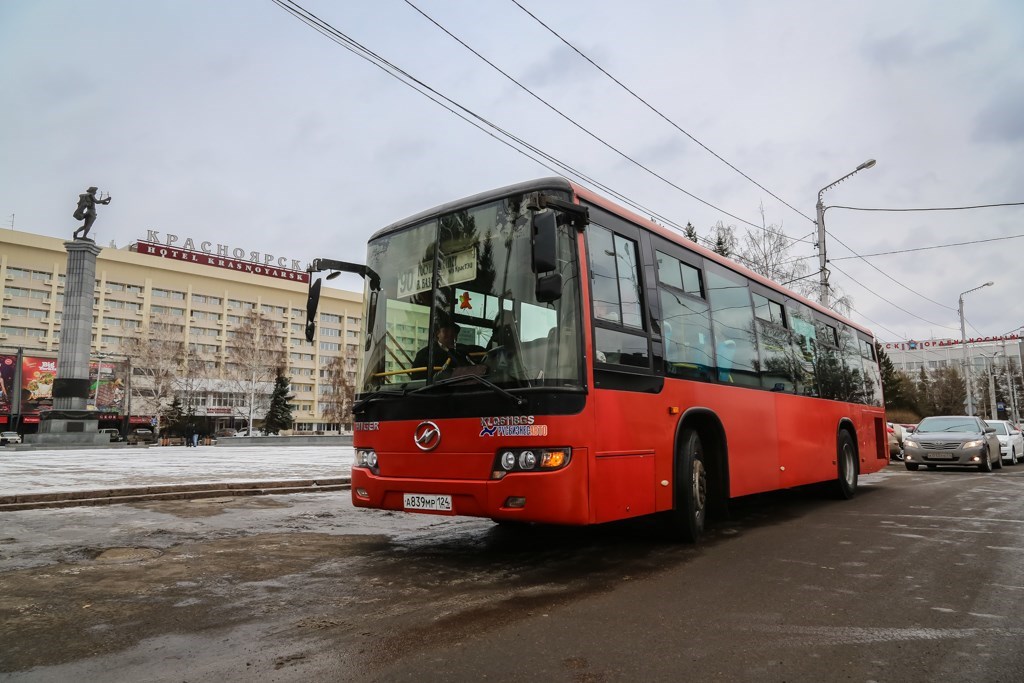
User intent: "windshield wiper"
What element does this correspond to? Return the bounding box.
[407,373,526,407]
[353,388,407,413]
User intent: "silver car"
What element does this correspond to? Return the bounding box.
[903,416,1002,472]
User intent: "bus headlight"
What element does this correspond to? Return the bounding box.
[356,449,379,474]
[491,448,571,479]
[500,451,516,470]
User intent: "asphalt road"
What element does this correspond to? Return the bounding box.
[1,463,1023,682]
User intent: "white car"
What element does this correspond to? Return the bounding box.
[1,431,22,445]
[986,420,1024,465]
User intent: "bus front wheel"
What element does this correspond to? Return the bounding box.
[832,430,858,500]
[670,429,707,543]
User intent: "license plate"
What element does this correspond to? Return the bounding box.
[403,493,453,512]
[929,453,954,460]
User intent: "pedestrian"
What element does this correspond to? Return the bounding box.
[192,430,199,448]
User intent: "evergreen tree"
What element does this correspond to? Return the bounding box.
[876,343,909,410]
[262,374,294,435]
[684,222,699,244]
[162,396,184,436]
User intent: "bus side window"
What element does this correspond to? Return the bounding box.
[705,264,761,388]
[814,319,842,400]
[785,300,818,396]
[656,250,713,381]
[752,293,794,392]
[587,224,649,369]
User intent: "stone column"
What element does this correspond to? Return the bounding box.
[26,239,109,446]
[53,240,101,410]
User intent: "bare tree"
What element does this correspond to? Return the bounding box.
[224,310,285,434]
[734,206,855,315]
[121,316,186,433]
[320,355,355,431]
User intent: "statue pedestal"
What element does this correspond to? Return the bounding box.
[26,410,109,447]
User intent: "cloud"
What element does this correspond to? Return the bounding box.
[973,86,1024,143]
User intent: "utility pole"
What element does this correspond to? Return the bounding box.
[815,159,877,307]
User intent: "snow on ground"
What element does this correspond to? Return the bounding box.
[0,445,354,496]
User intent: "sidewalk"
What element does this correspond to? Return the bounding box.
[0,444,354,510]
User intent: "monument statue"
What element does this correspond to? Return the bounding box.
[72,186,111,240]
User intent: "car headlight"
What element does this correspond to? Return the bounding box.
[904,439,919,448]
[961,440,983,449]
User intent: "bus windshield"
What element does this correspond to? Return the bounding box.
[356,193,582,395]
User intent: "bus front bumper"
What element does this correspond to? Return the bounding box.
[350,466,590,525]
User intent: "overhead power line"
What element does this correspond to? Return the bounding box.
[826,229,957,313]
[507,0,816,226]
[828,262,957,331]
[271,0,757,259]
[829,201,1024,213]
[402,0,810,243]
[830,232,1024,260]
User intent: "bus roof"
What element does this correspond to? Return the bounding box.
[368,176,873,339]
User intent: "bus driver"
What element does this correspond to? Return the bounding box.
[413,320,475,375]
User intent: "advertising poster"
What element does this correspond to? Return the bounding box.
[21,356,58,413]
[88,359,127,412]
[0,354,16,412]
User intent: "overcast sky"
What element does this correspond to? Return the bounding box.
[2,0,1022,343]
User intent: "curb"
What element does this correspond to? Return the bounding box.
[0,477,351,511]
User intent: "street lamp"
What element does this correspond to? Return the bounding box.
[816,158,877,306]
[959,281,994,416]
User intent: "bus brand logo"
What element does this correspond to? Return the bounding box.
[479,415,548,437]
[414,421,441,451]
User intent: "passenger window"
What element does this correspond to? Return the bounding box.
[705,265,760,387]
[594,328,649,368]
[656,251,703,298]
[589,224,648,370]
[813,320,843,400]
[659,288,714,381]
[785,302,818,396]
[587,225,643,329]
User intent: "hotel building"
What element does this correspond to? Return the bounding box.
[1,229,362,434]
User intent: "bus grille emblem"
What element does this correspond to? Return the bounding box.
[414,421,441,451]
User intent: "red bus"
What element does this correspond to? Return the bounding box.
[306,178,888,541]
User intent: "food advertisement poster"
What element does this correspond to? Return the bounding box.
[0,355,16,412]
[88,359,127,412]
[21,356,58,413]
[1,355,128,414]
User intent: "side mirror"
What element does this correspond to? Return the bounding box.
[305,277,322,342]
[984,426,996,434]
[532,211,558,273]
[536,272,562,303]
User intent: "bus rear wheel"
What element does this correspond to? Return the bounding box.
[832,430,858,499]
[669,429,707,543]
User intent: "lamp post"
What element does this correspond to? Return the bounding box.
[816,159,877,306]
[959,281,994,416]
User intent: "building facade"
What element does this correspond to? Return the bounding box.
[881,335,1024,420]
[1,229,362,435]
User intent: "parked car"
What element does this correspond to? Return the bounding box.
[214,428,238,438]
[0,431,21,445]
[886,424,901,460]
[127,429,157,445]
[99,428,123,443]
[903,416,1002,472]
[985,420,1024,466]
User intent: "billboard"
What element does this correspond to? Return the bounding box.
[20,356,58,413]
[0,355,127,414]
[0,355,16,412]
